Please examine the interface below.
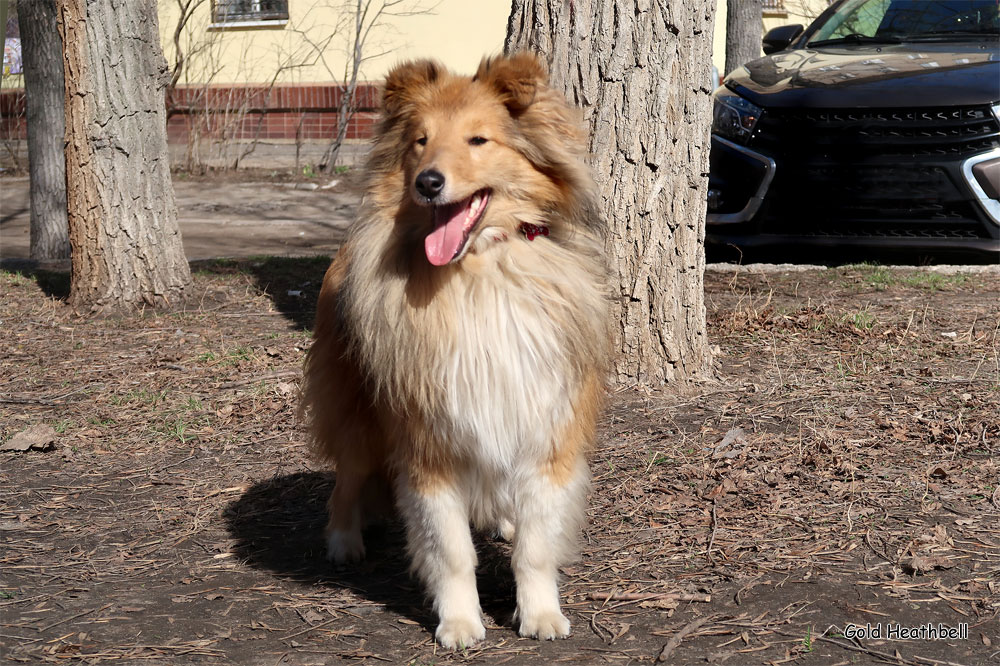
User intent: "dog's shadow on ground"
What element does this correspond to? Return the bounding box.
[191,256,331,331]
[223,471,518,634]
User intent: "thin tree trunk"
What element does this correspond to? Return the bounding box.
[506,0,715,386]
[321,0,364,173]
[57,0,191,310]
[725,0,763,76]
[21,0,70,260]
[0,2,8,70]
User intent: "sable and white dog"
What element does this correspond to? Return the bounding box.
[302,52,610,648]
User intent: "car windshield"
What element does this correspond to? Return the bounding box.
[807,0,1000,46]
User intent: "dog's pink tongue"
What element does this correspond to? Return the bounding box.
[425,201,469,266]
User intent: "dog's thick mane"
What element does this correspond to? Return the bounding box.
[324,54,610,464]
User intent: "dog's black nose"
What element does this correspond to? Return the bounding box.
[415,169,445,200]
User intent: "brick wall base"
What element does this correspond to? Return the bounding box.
[0,82,382,146]
[165,82,380,145]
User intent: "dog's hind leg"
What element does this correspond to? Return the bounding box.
[325,461,369,563]
[512,455,590,640]
[397,474,485,649]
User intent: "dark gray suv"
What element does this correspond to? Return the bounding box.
[707,0,1000,259]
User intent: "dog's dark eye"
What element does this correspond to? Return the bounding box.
[416,137,427,146]
[468,136,488,146]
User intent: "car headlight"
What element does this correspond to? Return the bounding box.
[712,88,763,145]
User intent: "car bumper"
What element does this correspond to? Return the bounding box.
[706,134,1000,257]
[706,231,1000,259]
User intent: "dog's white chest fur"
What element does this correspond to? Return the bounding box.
[433,273,574,468]
[346,233,599,474]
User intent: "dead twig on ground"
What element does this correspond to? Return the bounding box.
[587,591,711,603]
[37,603,112,632]
[707,498,719,566]
[656,615,714,662]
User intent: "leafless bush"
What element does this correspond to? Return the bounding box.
[0,88,25,171]
[317,1,435,173]
[161,0,433,173]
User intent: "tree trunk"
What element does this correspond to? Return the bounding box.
[57,0,191,310]
[506,0,715,386]
[725,0,762,76]
[0,2,8,59]
[21,0,70,260]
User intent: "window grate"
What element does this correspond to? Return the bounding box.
[212,0,289,23]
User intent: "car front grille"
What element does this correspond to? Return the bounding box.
[750,105,1000,239]
[752,106,999,159]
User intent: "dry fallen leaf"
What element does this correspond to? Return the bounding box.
[706,478,737,498]
[711,427,746,459]
[902,554,955,574]
[1,425,57,452]
[298,608,323,623]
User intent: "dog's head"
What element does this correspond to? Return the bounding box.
[370,53,598,266]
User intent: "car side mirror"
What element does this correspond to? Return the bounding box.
[762,24,804,54]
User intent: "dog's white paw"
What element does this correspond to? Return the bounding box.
[325,529,365,564]
[517,609,570,640]
[435,615,486,649]
[497,518,516,542]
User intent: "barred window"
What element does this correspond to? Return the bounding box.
[763,0,787,16]
[212,0,289,24]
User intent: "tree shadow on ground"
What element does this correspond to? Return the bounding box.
[2,256,334,317]
[0,204,28,226]
[222,471,518,635]
[0,259,71,299]
[191,255,332,331]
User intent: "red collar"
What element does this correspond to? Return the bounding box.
[519,223,549,241]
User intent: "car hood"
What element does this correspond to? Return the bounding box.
[728,42,1000,108]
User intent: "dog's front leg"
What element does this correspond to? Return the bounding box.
[398,476,485,649]
[325,462,369,563]
[513,457,589,640]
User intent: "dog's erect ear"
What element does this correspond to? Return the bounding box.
[474,52,548,114]
[383,60,441,116]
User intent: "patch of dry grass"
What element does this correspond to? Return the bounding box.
[1,262,997,665]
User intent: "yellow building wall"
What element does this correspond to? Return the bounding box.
[713,0,832,76]
[6,0,832,91]
[158,0,512,86]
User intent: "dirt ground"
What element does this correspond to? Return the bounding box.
[1,171,998,666]
[1,169,361,261]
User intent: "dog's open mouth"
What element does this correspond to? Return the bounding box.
[424,189,491,266]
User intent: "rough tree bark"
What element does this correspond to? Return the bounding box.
[725,0,763,76]
[506,0,715,386]
[21,0,70,260]
[57,0,191,310]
